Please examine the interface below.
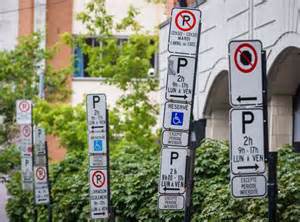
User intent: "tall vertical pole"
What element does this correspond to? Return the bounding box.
[180,0,202,221]
[45,142,52,222]
[262,51,278,222]
[31,113,37,222]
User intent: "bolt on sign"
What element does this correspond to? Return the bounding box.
[86,94,110,219]
[158,7,201,210]
[33,127,50,204]
[16,100,33,191]
[228,40,267,198]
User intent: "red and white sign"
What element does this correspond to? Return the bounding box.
[168,8,201,55]
[234,43,258,73]
[16,100,32,124]
[21,125,32,138]
[35,166,47,182]
[89,169,109,219]
[229,40,263,106]
[91,170,106,188]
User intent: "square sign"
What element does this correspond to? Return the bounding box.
[168,8,201,55]
[159,148,187,194]
[89,169,109,219]
[34,128,46,155]
[16,100,32,124]
[86,94,107,154]
[230,108,265,174]
[166,56,196,102]
[163,102,191,131]
[229,40,263,106]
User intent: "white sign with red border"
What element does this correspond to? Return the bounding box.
[229,40,263,106]
[16,100,32,124]
[168,8,201,55]
[89,169,109,219]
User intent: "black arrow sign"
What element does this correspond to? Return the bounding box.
[163,186,180,192]
[94,212,106,216]
[170,94,188,99]
[237,96,257,103]
[237,164,259,170]
[92,126,104,129]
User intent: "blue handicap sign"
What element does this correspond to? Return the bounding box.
[171,112,184,126]
[94,140,103,151]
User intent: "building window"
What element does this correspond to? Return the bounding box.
[293,87,300,152]
[73,35,157,78]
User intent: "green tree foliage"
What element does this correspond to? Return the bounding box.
[0,145,20,174]
[0,33,70,145]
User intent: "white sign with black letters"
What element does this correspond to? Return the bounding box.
[16,100,32,124]
[229,40,263,106]
[163,102,191,131]
[21,156,33,191]
[166,56,196,102]
[231,174,267,198]
[86,94,107,154]
[162,130,189,147]
[230,108,265,174]
[34,166,50,204]
[89,169,109,219]
[158,195,185,210]
[159,148,187,194]
[168,8,201,55]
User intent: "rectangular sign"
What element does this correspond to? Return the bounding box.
[166,56,196,102]
[231,175,267,198]
[158,195,185,210]
[163,102,191,131]
[162,130,189,147]
[230,108,265,174]
[16,100,32,124]
[34,127,46,155]
[86,94,107,154]
[89,169,109,219]
[159,148,187,194]
[228,40,263,106]
[168,8,201,55]
[21,156,33,191]
[34,166,50,204]
[89,154,107,168]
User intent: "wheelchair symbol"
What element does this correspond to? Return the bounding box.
[94,140,103,151]
[171,112,184,126]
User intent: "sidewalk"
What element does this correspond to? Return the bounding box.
[0,182,9,222]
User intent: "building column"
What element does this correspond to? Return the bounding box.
[269,95,293,151]
[205,109,229,140]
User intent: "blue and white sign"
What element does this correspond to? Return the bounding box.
[163,102,191,131]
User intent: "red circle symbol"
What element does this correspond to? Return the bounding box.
[19,101,30,112]
[22,125,31,137]
[234,43,258,73]
[175,10,196,32]
[36,167,46,181]
[92,170,105,188]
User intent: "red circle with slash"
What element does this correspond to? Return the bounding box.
[234,43,258,73]
[175,10,196,32]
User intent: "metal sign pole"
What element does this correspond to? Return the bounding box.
[45,141,52,222]
[31,111,37,222]
[262,51,278,222]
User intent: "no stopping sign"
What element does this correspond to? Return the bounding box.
[234,43,258,73]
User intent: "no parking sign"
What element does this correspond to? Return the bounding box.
[168,8,201,55]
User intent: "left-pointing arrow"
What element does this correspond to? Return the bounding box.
[237,96,257,103]
[163,186,180,192]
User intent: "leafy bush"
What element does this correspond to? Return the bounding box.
[6,139,300,221]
